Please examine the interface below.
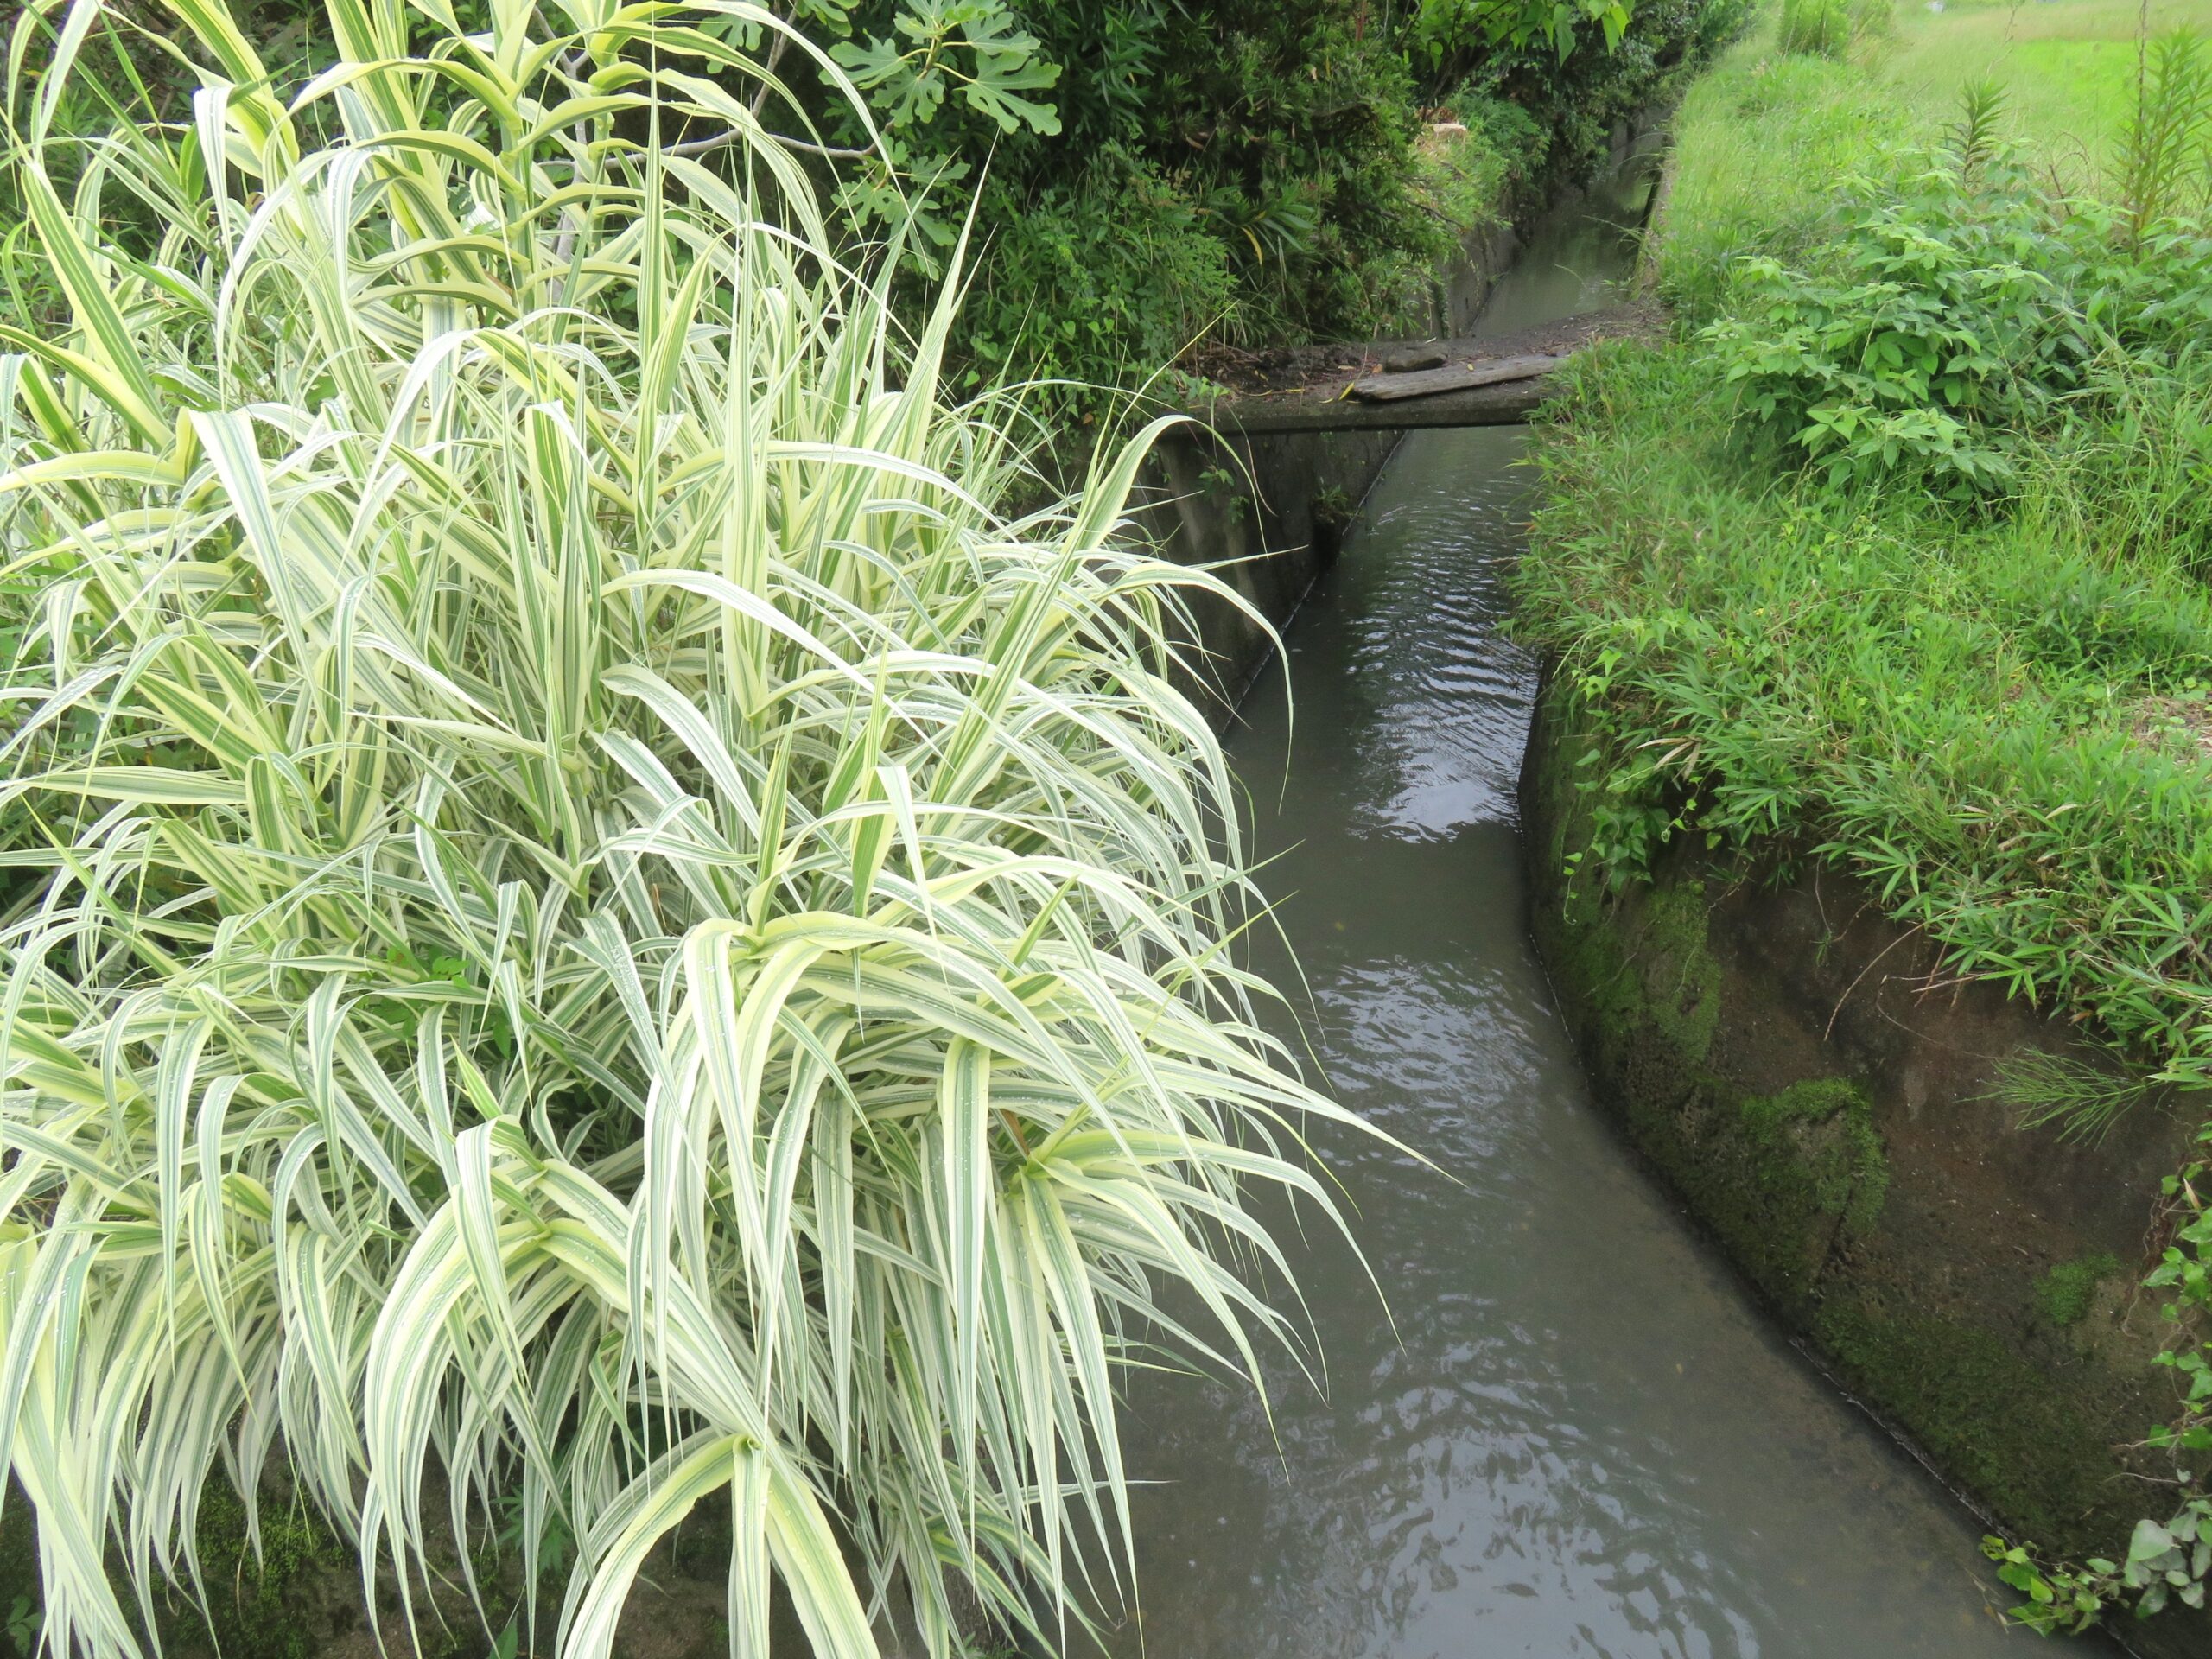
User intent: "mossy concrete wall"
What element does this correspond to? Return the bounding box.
[1522,674,2208,1658]
[1137,423,1403,715]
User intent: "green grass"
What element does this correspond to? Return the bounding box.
[1525,0,2212,1085]
[1882,0,2212,162]
[1521,343,2212,1083]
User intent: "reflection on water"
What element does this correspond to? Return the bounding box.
[1098,165,2072,1659]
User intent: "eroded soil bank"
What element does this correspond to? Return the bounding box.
[1522,677,2209,1658]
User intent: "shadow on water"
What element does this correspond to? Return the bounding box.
[1095,159,2098,1659]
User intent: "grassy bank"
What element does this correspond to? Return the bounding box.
[1519,0,2212,1627]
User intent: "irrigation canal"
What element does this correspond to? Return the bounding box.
[1102,157,2085,1659]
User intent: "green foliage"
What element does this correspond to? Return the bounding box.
[2146,1142,2212,1464]
[798,0,1743,411]
[1996,1050,2162,1144]
[1656,50,1911,318]
[0,7,1390,1659]
[1699,163,2089,494]
[1135,4,1455,346]
[1409,0,1636,67]
[830,0,1063,136]
[1522,334,2212,1095]
[785,0,1497,411]
[955,150,1235,403]
[789,0,1431,388]
[7,0,1749,429]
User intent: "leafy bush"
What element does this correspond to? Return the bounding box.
[1699,142,2212,496]
[1408,0,1635,67]
[1700,162,2085,493]
[0,5,1376,1658]
[956,150,1236,404]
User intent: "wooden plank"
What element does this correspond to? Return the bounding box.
[1348,352,1562,403]
[1192,375,1554,435]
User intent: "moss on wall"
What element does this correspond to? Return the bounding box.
[1815,1297,2116,1551]
[2,1480,38,1658]
[2033,1254,2122,1330]
[1530,723,1888,1319]
[0,1474,423,1659]
[1696,1079,1889,1317]
[169,1481,355,1659]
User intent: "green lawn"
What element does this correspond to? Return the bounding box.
[1883,0,2212,171]
[1657,0,2212,308]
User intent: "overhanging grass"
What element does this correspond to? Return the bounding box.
[1519,341,2212,1082]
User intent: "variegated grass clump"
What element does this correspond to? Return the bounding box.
[0,3,1368,1655]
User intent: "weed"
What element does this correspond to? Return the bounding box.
[1997,1051,2164,1144]
[1777,0,1892,59]
[4,1597,36,1659]
[2117,28,2212,242]
[1947,77,2012,175]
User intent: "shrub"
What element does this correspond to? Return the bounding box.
[1699,163,2078,494]
[0,4,1376,1657]
[1699,146,2212,497]
[956,149,1236,400]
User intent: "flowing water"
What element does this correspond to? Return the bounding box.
[1099,163,2077,1659]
